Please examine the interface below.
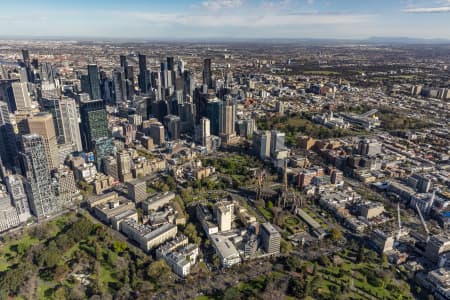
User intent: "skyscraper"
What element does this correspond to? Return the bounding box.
[138,53,150,93]
[270,130,285,157]
[0,101,18,169]
[220,99,236,143]
[253,131,271,159]
[79,98,109,151]
[28,113,59,170]
[5,175,31,222]
[199,117,211,149]
[164,115,181,141]
[112,68,126,105]
[59,97,83,152]
[203,58,212,89]
[206,99,222,136]
[149,122,165,146]
[20,134,58,219]
[87,64,101,100]
[11,82,32,111]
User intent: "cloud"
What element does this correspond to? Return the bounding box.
[125,11,372,28]
[202,0,244,10]
[403,6,450,13]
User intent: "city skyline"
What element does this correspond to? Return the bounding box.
[1,0,450,40]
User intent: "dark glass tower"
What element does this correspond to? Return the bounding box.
[79,99,109,151]
[138,54,149,93]
[87,64,101,100]
[203,58,212,89]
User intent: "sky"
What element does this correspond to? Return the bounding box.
[1,0,450,40]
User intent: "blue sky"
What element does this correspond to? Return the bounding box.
[1,0,450,39]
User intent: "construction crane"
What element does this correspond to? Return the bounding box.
[416,203,430,243]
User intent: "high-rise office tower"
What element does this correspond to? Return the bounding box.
[149,122,165,146]
[11,82,32,111]
[177,59,185,77]
[138,54,150,93]
[28,113,59,170]
[40,96,64,144]
[164,115,181,141]
[120,55,128,69]
[20,134,58,219]
[125,65,135,100]
[203,58,213,89]
[21,49,30,65]
[0,101,18,169]
[5,175,31,222]
[201,117,211,145]
[253,131,271,159]
[59,97,83,152]
[183,70,195,99]
[270,130,285,157]
[79,99,109,151]
[167,57,175,72]
[220,100,236,143]
[112,68,126,105]
[87,64,101,100]
[206,99,222,136]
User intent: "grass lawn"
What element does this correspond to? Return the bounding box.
[0,234,39,272]
[256,206,273,222]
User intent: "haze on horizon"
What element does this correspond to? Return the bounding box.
[1,0,450,40]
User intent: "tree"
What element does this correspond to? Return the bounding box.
[184,223,201,245]
[112,241,128,254]
[288,277,304,298]
[330,227,342,241]
[147,259,171,283]
[223,287,242,300]
[280,239,293,255]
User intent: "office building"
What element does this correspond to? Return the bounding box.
[117,150,133,182]
[79,99,109,151]
[270,130,285,157]
[210,234,241,268]
[112,68,126,105]
[12,82,32,111]
[203,58,213,89]
[206,99,222,136]
[0,189,20,232]
[126,179,147,203]
[164,115,181,141]
[20,134,58,219]
[215,202,233,232]
[260,223,281,254]
[121,219,177,252]
[142,191,175,213]
[28,113,59,170]
[220,100,236,143]
[253,131,271,159]
[198,117,211,149]
[59,97,83,152]
[87,64,101,100]
[138,54,150,93]
[0,101,19,169]
[5,175,31,222]
[149,122,165,146]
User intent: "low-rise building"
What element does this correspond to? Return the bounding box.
[121,219,177,252]
[142,191,175,213]
[210,233,241,268]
